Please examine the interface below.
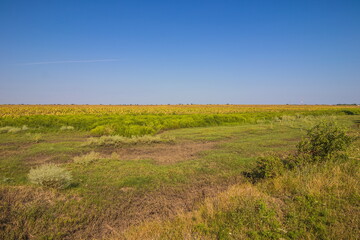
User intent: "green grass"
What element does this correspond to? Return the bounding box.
[122,118,360,240]
[1,108,359,136]
[0,115,359,239]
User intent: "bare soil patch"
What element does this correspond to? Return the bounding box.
[97,141,220,164]
[19,138,223,166]
[0,142,33,158]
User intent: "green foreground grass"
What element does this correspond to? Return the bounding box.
[0,115,359,239]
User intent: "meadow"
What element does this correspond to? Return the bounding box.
[1,104,359,136]
[0,105,359,239]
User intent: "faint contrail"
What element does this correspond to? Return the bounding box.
[18,59,120,65]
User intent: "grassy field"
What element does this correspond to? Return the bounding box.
[0,105,359,239]
[1,104,359,136]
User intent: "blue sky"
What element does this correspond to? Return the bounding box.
[0,0,359,104]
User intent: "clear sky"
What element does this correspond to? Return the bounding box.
[0,0,359,104]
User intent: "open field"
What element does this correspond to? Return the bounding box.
[0,105,359,239]
[1,105,359,136]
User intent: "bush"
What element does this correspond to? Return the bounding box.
[245,120,354,181]
[73,151,101,164]
[296,121,353,162]
[246,155,285,181]
[281,153,309,170]
[28,164,72,189]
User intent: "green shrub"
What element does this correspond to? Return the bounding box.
[282,153,309,170]
[73,151,101,164]
[246,121,354,181]
[28,163,72,189]
[296,121,353,162]
[247,155,285,181]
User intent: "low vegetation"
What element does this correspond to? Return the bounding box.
[1,105,359,137]
[60,125,74,131]
[0,105,359,239]
[85,134,174,146]
[122,120,359,240]
[245,155,285,180]
[123,156,359,240]
[73,151,102,164]
[0,125,28,133]
[246,120,355,182]
[296,120,354,162]
[28,163,72,189]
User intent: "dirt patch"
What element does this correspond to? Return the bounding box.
[46,136,89,144]
[23,150,87,167]
[73,176,243,240]
[24,154,67,166]
[97,141,220,164]
[0,142,33,159]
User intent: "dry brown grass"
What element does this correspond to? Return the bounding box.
[120,182,283,240]
[0,186,78,239]
[98,141,220,164]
